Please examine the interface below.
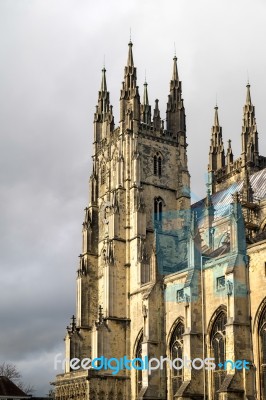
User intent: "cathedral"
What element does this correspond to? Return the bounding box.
[53,41,266,399]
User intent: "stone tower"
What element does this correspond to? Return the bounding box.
[54,41,191,399]
[54,42,266,400]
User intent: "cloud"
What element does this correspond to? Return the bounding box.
[0,0,265,395]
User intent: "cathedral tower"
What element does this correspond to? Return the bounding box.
[53,42,266,400]
[54,42,191,399]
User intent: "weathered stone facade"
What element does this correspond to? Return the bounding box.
[53,42,266,399]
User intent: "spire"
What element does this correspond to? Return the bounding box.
[94,67,111,117]
[241,82,259,168]
[246,82,252,105]
[127,40,134,67]
[153,99,161,131]
[242,83,255,128]
[141,80,151,125]
[93,67,114,142]
[208,105,225,172]
[120,41,138,94]
[101,67,107,92]
[172,56,179,82]
[94,67,109,117]
[166,55,186,134]
[143,81,149,106]
[120,41,140,123]
[214,105,219,127]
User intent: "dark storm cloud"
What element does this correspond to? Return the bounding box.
[0,2,92,393]
[0,0,266,395]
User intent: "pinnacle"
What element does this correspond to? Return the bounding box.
[214,105,219,127]
[101,67,107,92]
[246,83,252,105]
[143,81,149,106]
[172,55,179,82]
[127,41,134,67]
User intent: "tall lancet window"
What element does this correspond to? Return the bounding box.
[135,334,143,396]
[153,152,162,176]
[259,306,266,399]
[211,312,227,400]
[170,322,184,396]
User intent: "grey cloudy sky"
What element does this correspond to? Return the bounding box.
[0,0,266,395]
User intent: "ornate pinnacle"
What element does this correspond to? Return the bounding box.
[214,105,219,127]
[67,315,77,333]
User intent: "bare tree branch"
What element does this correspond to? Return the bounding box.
[0,362,35,395]
[0,362,21,381]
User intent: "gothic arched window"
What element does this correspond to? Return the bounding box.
[154,197,163,224]
[153,152,162,177]
[259,307,266,399]
[135,334,143,396]
[170,322,184,396]
[211,312,227,400]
